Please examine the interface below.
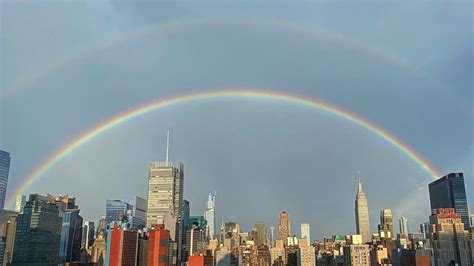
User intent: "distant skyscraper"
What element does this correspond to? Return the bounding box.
[82,220,95,250]
[278,211,291,241]
[190,216,208,233]
[429,172,470,231]
[378,209,394,239]
[204,192,216,239]
[301,223,310,244]
[270,227,275,247]
[355,179,371,243]
[130,196,147,230]
[14,194,26,213]
[12,194,63,264]
[0,150,10,209]
[399,216,409,235]
[254,222,267,246]
[105,199,132,225]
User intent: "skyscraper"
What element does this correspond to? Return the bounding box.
[12,194,63,264]
[429,172,470,231]
[82,220,95,250]
[14,194,25,213]
[106,199,132,225]
[0,150,10,209]
[204,192,216,239]
[378,209,394,239]
[301,223,310,244]
[278,211,291,241]
[254,222,267,246]
[146,161,184,227]
[355,179,371,243]
[59,209,83,263]
[130,196,147,230]
[146,132,185,263]
[399,216,409,235]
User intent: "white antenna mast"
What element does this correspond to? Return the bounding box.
[166,130,170,164]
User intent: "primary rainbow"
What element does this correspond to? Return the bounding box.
[5,89,439,208]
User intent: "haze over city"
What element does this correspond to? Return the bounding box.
[0,2,472,264]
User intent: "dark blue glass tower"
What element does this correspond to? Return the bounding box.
[429,172,470,230]
[0,150,11,209]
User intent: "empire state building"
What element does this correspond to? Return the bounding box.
[355,179,371,243]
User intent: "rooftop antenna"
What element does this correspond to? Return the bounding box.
[166,130,170,164]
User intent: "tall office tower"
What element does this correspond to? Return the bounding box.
[148,224,171,266]
[278,211,291,241]
[378,209,394,239]
[183,200,190,231]
[428,208,473,266]
[130,196,147,230]
[182,199,190,261]
[355,179,371,243]
[0,150,10,210]
[105,199,132,225]
[301,223,310,244]
[146,162,184,226]
[12,194,63,264]
[254,222,267,246]
[59,209,83,263]
[105,225,139,266]
[45,193,84,263]
[399,216,409,235]
[429,173,470,231]
[147,133,185,263]
[204,192,216,239]
[14,195,26,213]
[82,220,95,250]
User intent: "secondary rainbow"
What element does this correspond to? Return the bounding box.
[5,89,439,208]
[2,18,444,101]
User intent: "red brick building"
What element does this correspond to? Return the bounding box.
[188,251,213,266]
[147,225,171,266]
[106,225,139,266]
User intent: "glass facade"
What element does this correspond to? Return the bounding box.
[0,150,11,209]
[105,199,132,225]
[12,194,62,264]
[429,172,470,230]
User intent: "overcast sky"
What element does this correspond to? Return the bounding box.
[1,1,472,240]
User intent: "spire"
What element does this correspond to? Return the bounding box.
[357,178,363,193]
[166,130,170,164]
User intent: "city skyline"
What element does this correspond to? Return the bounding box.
[1,1,472,243]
